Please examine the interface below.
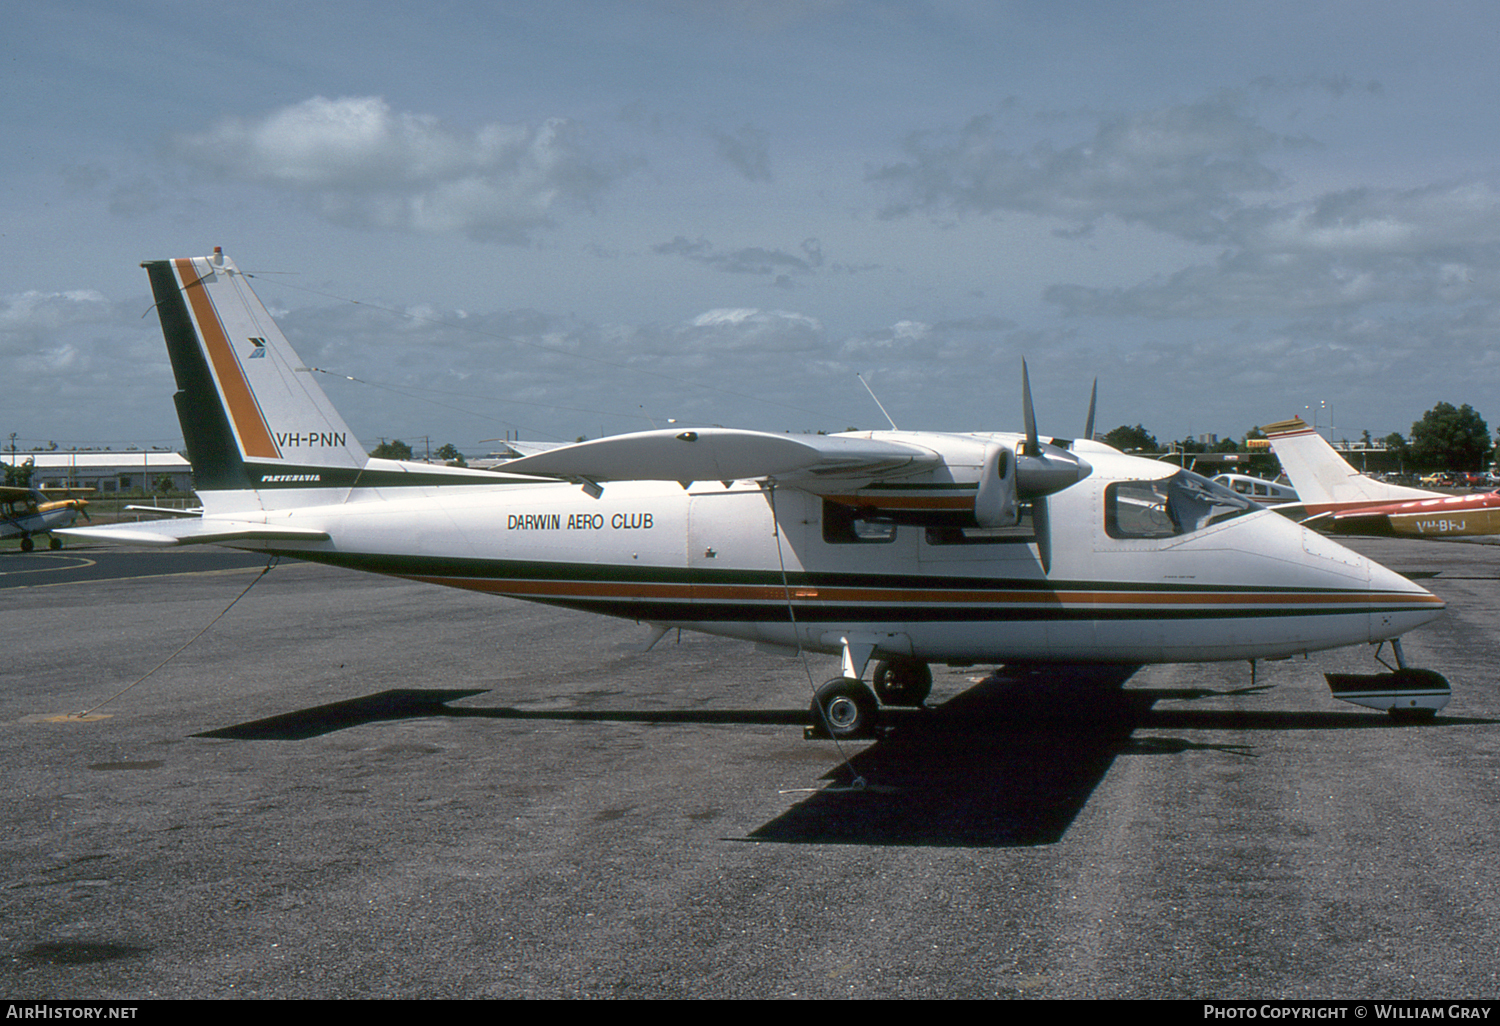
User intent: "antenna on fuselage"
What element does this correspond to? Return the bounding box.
[856,373,899,431]
[1084,378,1098,441]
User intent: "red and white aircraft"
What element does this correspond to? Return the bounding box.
[1265,417,1500,538]
[60,251,1453,723]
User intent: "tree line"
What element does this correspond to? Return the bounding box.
[369,403,1493,477]
[1102,401,1493,473]
[371,440,467,466]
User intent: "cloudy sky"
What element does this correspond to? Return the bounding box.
[7,1,1500,457]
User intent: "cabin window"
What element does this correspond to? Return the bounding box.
[1105,471,1258,540]
[822,500,897,544]
[924,503,1036,545]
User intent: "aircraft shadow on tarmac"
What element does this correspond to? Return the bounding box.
[749,670,1495,848]
[195,665,1493,849]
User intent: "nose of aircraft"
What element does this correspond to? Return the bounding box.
[1366,550,1446,640]
[1297,524,1446,641]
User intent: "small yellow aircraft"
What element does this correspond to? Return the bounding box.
[1,485,90,551]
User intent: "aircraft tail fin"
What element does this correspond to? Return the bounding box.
[1264,417,1433,507]
[143,249,367,498]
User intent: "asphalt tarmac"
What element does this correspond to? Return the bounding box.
[3,537,1499,999]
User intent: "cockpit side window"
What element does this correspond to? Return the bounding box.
[1105,471,1259,540]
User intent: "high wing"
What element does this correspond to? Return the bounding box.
[499,425,1092,528]
[499,428,939,486]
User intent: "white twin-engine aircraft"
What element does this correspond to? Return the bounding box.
[62,250,1453,732]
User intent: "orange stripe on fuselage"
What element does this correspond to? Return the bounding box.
[398,574,1442,611]
[174,258,280,460]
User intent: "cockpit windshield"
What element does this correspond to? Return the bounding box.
[1104,470,1261,540]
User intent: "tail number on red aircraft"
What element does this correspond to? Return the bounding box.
[1416,519,1465,533]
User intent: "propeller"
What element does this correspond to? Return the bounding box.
[1014,359,1092,499]
[56,485,91,521]
[1022,360,1040,457]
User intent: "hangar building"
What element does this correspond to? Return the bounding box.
[2,452,193,495]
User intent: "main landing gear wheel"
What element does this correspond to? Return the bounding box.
[812,677,880,740]
[871,658,933,707]
[19,536,34,553]
[48,536,62,550]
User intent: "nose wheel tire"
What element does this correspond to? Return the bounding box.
[812,677,880,740]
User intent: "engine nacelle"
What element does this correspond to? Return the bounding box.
[974,443,1019,528]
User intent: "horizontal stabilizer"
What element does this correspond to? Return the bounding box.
[58,520,329,547]
[502,441,570,456]
[124,504,204,518]
[499,428,937,485]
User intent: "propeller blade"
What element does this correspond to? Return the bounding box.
[1014,359,1093,497]
[1022,359,1039,456]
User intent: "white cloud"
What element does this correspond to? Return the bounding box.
[1048,180,1500,319]
[710,123,772,182]
[0,290,112,353]
[870,92,1291,242]
[672,307,823,352]
[653,236,824,281]
[1247,182,1500,256]
[870,93,1500,323]
[0,289,176,446]
[175,96,621,243]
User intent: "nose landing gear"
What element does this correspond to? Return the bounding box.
[1325,639,1451,721]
